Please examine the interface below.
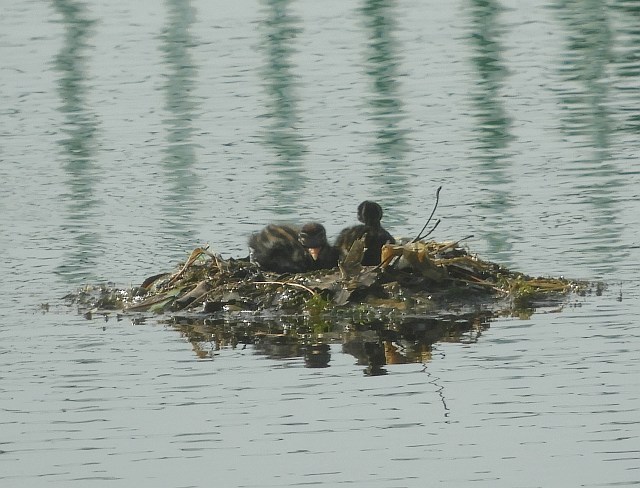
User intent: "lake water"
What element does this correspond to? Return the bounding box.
[2,0,639,486]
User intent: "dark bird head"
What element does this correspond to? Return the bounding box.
[298,222,328,261]
[357,201,383,227]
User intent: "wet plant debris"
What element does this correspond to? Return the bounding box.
[65,239,592,320]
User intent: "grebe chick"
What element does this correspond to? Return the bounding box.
[298,222,340,271]
[248,222,338,273]
[335,201,395,266]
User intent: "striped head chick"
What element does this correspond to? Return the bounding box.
[298,222,339,270]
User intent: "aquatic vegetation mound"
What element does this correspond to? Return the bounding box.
[64,239,597,372]
[68,238,589,319]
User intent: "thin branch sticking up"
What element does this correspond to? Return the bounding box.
[417,218,441,241]
[412,186,442,243]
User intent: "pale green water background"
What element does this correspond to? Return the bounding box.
[1,0,639,486]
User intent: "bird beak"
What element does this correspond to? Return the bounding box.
[307,247,321,261]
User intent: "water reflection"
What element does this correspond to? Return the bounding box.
[552,0,628,273]
[466,0,517,264]
[169,312,491,375]
[159,0,200,246]
[553,0,613,144]
[469,0,516,265]
[258,0,307,216]
[51,0,101,283]
[612,0,640,132]
[361,0,410,223]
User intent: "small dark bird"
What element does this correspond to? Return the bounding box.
[298,222,340,271]
[335,201,395,266]
[249,222,338,273]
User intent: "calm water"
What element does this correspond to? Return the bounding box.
[2,0,640,486]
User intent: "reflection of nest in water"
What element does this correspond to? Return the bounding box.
[166,311,493,374]
[63,239,596,371]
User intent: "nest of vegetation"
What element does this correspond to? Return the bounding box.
[68,238,592,321]
[63,238,603,370]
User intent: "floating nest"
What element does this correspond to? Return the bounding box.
[64,238,599,372]
[65,237,596,323]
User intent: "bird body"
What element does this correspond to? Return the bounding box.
[249,222,338,273]
[335,201,395,266]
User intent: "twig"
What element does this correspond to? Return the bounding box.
[412,186,442,243]
[169,246,209,285]
[454,277,504,293]
[434,235,474,254]
[202,248,226,272]
[254,281,317,296]
[418,218,441,240]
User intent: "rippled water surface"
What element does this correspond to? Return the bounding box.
[2,1,639,486]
